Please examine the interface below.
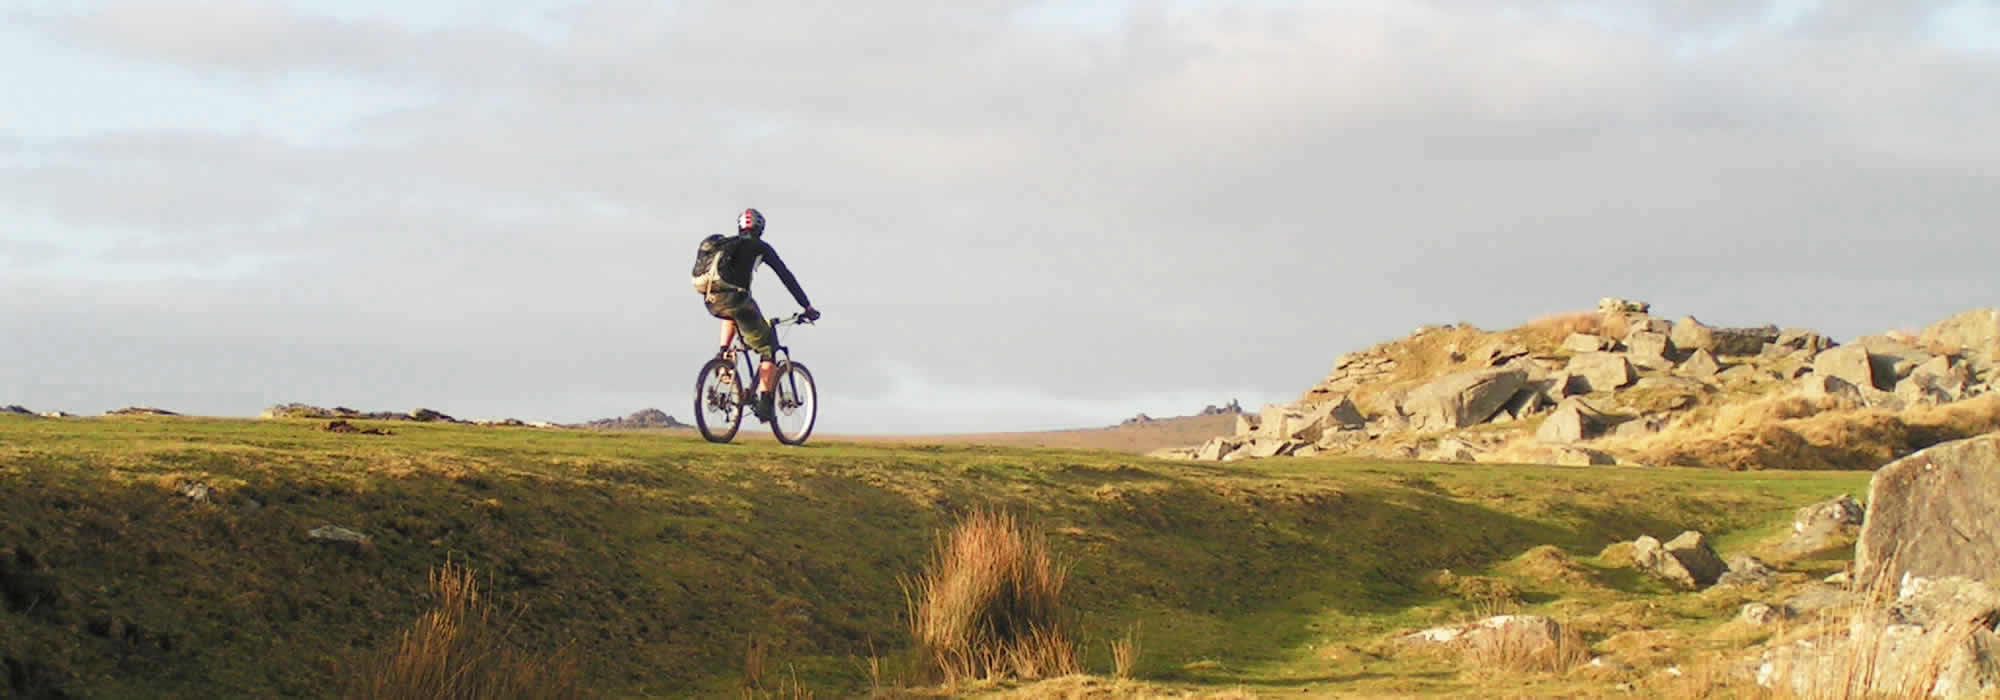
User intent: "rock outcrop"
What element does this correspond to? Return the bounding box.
[584,408,688,430]
[1169,301,2000,468]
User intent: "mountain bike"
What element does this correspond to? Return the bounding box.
[693,313,818,445]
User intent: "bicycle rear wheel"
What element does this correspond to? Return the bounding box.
[769,361,817,445]
[694,357,744,443]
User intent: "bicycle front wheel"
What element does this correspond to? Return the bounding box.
[694,357,744,443]
[769,361,817,446]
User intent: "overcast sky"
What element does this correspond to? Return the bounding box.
[3,1,1996,433]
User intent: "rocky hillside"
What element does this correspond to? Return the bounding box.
[1162,301,2000,469]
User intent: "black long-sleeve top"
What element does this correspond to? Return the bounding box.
[721,236,811,309]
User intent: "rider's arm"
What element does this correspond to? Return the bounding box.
[758,241,813,310]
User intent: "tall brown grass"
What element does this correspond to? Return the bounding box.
[903,509,1079,686]
[350,562,579,700]
[1463,621,1589,675]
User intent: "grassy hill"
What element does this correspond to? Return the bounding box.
[0,414,1869,697]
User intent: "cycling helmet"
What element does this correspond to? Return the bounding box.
[737,208,765,234]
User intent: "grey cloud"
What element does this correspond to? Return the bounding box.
[4,1,1996,430]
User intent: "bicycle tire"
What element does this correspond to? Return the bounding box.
[694,357,744,443]
[769,361,817,446]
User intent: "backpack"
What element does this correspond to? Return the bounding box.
[690,234,749,295]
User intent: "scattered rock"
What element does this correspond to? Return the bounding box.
[1121,413,1154,425]
[409,408,456,423]
[1,405,35,416]
[106,406,179,416]
[1855,433,2000,586]
[324,420,392,436]
[1633,531,1727,590]
[1716,555,1777,589]
[1782,494,1865,555]
[584,408,688,429]
[1738,602,1791,626]
[175,481,212,504]
[1759,576,2000,697]
[1404,615,1564,652]
[307,525,369,546]
[1551,446,1615,466]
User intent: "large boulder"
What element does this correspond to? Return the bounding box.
[1562,333,1611,353]
[1536,397,1612,444]
[1194,436,1245,461]
[1624,330,1676,370]
[1798,374,1865,404]
[1813,345,1881,391]
[1632,531,1727,590]
[1671,316,1716,354]
[1565,352,1636,393]
[1853,335,1938,389]
[1399,368,1529,432]
[1711,326,1782,356]
[1855,434,2000,587]
[1679,349,1722,378]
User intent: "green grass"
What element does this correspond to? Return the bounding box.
[0,415,1869,697]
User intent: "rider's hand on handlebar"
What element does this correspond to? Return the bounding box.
[802,307,821,322]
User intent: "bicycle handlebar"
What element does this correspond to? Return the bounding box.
[771,312,817,327]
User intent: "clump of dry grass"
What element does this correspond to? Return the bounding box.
[1628,394,2000,470]
[1500,545,1603,588]
[1517,312,1606,351]
[1110,623,1142,680]
[351,562,579,700]
[1462,620,1590,676]
[904,509,1079,687]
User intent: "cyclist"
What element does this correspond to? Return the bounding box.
[697,208,820,422]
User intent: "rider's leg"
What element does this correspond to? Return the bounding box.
[758,358,775,393]
[717,319,737,351]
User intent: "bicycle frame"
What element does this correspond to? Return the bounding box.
[718,314,807,405]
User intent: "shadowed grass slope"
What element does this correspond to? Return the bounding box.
[0,415,1865,697]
